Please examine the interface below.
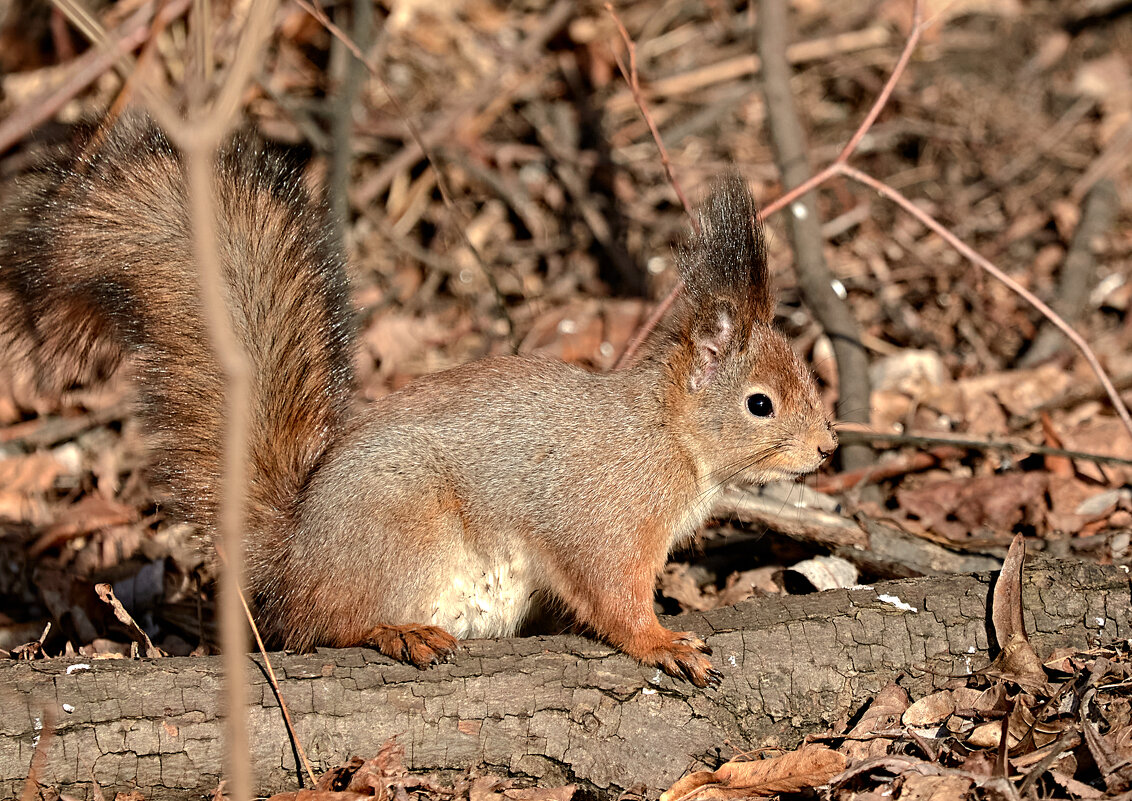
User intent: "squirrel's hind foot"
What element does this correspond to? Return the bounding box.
[364,624,458,667]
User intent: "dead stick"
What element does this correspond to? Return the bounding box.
[605,2,696,224]
[0,0,192,154]
[757,0,873,470]
[833,163,1132,441]
[295,0,518,350]
[616,0,924,367]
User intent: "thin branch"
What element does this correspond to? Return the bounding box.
[615,2,923,367]
[0,0,192,154]
[239,587,318,787]
[607,2,1132,448]
[605,2,696,225]
[294,0,517,350]
[836,427,1132,468]
[833,2,924,164]
[757,0,872,469]
[833,162,1132,441]
[167,4,281,798]
[43,7,270,798]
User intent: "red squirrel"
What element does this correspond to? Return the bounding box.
[0,115,836,687]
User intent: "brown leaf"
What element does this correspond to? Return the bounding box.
[1083,716,1132,792]
[94,583,165,658]
[894,473,1046,542]
[990,534,1047,690]
[661,746,845,801]
[844,683,909,761]
[659,563,716,612]
[897,773,973,801]
[716,568,779,606]
[29,495,138,556]
[902,690,956,728]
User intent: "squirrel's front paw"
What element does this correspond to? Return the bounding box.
[640,630,722,688]
[364,623,459,667]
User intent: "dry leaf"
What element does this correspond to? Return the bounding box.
[29,495,138,557]
[0,451,61,493]
[897,773,973,801]
[902,690,956,727]
[844,683,909,761]
[661,746,845,801]
[990,534,1047,691]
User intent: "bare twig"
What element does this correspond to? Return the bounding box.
[605,2,696,224]
[295,0,517,350]
[758,0,873,469]
[0,0,192,154]
[327,0,374,250]
[237,585,318,787]
[40,5,269,797]
[155,1,279,798]
[607,3,1132,447]
[605,27,891,113]
[615,2,925,368]
[834,162,1132,441]
[835,427,1132,468]
[1020,179,1119,367]
[811,448,952,494]
[351,0,573,206]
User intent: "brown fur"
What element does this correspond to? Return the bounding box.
[1,119,835,686]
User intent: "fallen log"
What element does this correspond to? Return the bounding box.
[1,558,1127,800]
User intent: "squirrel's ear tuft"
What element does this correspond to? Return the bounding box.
[678,173,774,331]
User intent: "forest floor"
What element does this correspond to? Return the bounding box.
[0,0,1130,798]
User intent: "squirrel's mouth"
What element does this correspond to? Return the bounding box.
[735,464,820,486]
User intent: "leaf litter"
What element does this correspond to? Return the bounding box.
[652,535,1132,801]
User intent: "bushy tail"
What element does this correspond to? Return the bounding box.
[0,114,354,606]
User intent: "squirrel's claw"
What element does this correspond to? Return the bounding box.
[641,630,721,688]
[364,623,459,668]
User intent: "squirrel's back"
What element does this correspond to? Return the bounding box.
[0,115,354,588]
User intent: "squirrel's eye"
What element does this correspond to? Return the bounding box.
[746,393,774,417]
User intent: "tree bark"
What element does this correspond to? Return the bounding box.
[1,559,1128,800]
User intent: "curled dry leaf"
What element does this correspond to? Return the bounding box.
[94,583,165,659]
[990,534,1047,691]
[660,746,846,801]
[843,683,910,761]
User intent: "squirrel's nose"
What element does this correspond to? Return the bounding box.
[816,424,838,461]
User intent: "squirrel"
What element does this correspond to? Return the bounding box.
[0,114,836,687]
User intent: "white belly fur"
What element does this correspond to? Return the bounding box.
[427,550,535,639]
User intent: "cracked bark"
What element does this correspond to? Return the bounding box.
[1,559,1127,800]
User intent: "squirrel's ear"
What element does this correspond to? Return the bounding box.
[680,173,774,330]
[689,309,734,391]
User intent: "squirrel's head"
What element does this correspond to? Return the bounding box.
[664,174,837,486]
